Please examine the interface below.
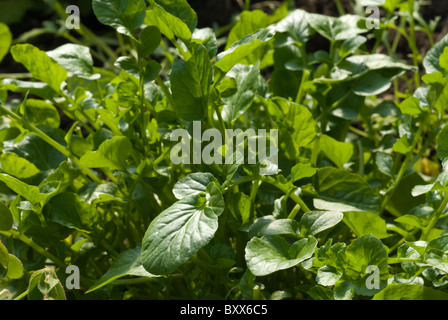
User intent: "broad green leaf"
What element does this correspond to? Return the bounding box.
[172,172,218,199]
[280,101,317,160]
[248,216,299,238]
[290,163,317,182]
[24,99,60,129]
[87,246,157,293]
[215,26,276,75]
[319,134,354,169]
[395,214,425,230]
[424,235,448,273]
[314,167,381,213]
[141,193,219,275]
[245,235,317,276]
[398,96,421,116]
[5,254,23,279]
[0,79,53,100]
[0,153,40,180]
[423,32,448,74]
[40,160,80,194]
[373,284,448,300]
[44,192,92,232]
[0,173,46,206]
[226,10,270,49]
[299,211,343,237]
[192,28,218,60]
[3,130,66,178]
[228,192,252,231]
[222,63,260,123]
[170,44,212,121]
[316,265,342,286]
[151,0,197,33]
[392,135,411,155]
[28,268,66,300]
[144,3,193,42]
[343,211,390,239]
[46,44,97,80]
[339,36,367,59]
[0,201,13,231]
[10,44,68,92]
[375,152,394,177]
[92,0,146,38]
[306,13,364,41]
[138,26,161,57]
[80,136,132,171]
[276,9,310,44]
[78,182,123,204]
[0,23,12,63]
[337,234,388,296]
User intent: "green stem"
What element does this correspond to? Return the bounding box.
[421,195,448,241]
[387,257,422,265]
[260,176,311,212]
[408,0,420,88]
[0,104,103,185]
[1,229,65,269]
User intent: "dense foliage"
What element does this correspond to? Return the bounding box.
[1,0,448,300]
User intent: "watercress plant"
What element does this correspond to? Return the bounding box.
[1,0,448,300]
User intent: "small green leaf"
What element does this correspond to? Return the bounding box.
[92,0,146,38]
[46,44,97,80]
[392,135,411,155]
[306,13,364,41]
[245,235,317,276]
[314,167,381,213]
[290,163,317,182]
[299,211,343,237]
[44,192,92,232]
[172,172,218,199]
[248,216,299,238]
[0,153,40,180]
[170,44,212,121]
[375,152,394,177]
[151,0,197,33]
[277,9,310,44]
[10,44,68,93]
[343,211,390,239]
[226,10,270,49]
[0,23,12,63]
[398,96,421,116]
[319,134,354,169]
[6,254,23,279]
[138,26,161,57]
[0,173,46,206]
[215,26,276,75]
[24,99,60,129]
[222,63,260,123]
[87,246,157,293]
[337,234,388,296]
[80,136,132,171]
[144,3,192,41]
[423,32,448,74]
[28,268,66,300]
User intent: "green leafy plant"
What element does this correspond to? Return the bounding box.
[1,0,448,301]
